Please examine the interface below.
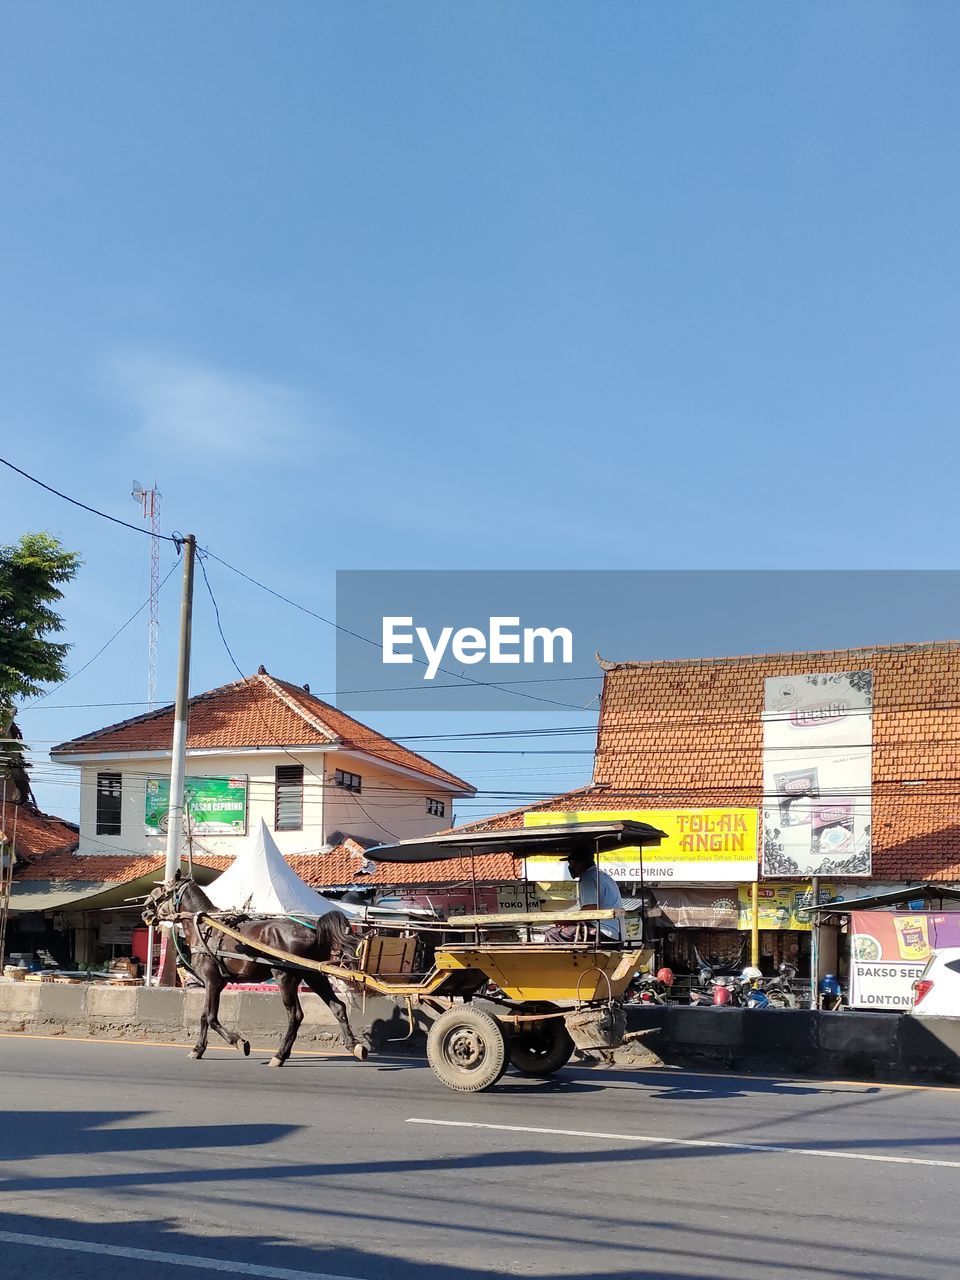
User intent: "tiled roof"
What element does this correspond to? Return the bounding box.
[50,671,474,794]
[16,848,228,885]
[1,801,78,861]
[16,840,518,891]
[461,641,960,883]
[291,845,521,888]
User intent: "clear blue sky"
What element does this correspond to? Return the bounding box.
[3,3,959,825]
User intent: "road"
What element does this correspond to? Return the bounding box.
[1,1033,958,1280]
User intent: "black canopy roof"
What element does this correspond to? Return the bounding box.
[366,820,667,864]
[796,882,960,920]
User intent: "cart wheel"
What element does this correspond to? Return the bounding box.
[509,1013,575,1077]
[426,1006,509,1093]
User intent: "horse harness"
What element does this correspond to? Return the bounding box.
[167,882,315,979]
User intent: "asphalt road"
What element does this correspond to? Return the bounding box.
[1,1033,959,1280]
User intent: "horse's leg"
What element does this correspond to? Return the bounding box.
[205,966,251,1057]
[270,969,304,1068]
[187,957,217,1060]
[302,971,368,1061]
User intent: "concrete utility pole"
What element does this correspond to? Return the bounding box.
[164,534,196,885]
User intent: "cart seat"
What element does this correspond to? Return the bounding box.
[356,933,419,978]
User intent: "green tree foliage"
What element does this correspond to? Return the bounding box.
[0,532,81,726]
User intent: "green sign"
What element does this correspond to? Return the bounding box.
[145,775,248,836]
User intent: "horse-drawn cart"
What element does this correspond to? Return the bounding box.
[147,819,665,1092]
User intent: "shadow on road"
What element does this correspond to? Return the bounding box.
[0,1111,300,1162]
[2,1202,952,1280]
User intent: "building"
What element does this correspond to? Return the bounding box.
[50,670,474,858]
[1,795,80,968]
[456,640,960,982]
[11,669,475,967]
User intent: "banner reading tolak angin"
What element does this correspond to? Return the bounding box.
[524,808,759,883]
[762,671,872,877]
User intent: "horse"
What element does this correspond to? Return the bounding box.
[143,874,368,1068]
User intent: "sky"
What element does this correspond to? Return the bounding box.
[2,3,959,827]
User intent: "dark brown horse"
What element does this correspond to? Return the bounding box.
[143,875,368,1068]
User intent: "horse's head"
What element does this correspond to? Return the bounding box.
[142,871,206,926]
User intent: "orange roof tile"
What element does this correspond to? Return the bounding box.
[50,672,473,793]
[17,838,517,892]
[290,845,520,888]
[17,847,229,885]
[1,801,78,861]
[461,641,960,883]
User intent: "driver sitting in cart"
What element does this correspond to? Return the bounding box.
[544,846,625,945]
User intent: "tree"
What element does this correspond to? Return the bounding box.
[0,534,81,798]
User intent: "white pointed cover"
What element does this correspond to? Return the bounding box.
[206,818,350,917]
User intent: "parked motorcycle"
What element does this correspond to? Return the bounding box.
[627,967,675,1005]
[740,963,798,1009]
[688,964,742,1007]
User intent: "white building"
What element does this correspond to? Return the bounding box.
[50,670,474,862]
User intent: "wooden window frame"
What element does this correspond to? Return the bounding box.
[275,764,304,832]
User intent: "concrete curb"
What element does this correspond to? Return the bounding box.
[624,1005,960,1084]
[4,985,960,1085]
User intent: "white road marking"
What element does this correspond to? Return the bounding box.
[0,1230,360,1279]
[407,1117,960,1170]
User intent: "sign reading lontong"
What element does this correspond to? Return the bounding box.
[523,808,759,883]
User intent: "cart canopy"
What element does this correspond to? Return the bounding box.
[366,819,667,864]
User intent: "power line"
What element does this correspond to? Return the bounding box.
[203,548,592,712]
[198,552,399,838]
[21,559,180,707]
[0,456,179,542]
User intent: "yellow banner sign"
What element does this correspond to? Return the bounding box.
[736,882,835,932]
[524,809,759,883]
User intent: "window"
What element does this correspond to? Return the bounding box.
[334,768,362,794]
[426,798,446,818]
[275,764,304,831]
[95,772,122,835]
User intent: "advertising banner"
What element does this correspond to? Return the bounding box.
[735,882,835,932]
[523,808,759,883]
[850,910,960,1009]
[145,775,248,836]
[762,671,872,877]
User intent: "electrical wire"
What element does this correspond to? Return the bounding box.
[198,551,398,838]
[21,559,180,707]
[0,455,179,542]
[203,548,592,712]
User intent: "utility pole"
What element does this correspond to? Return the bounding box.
[164,534,196,885]
[157,534,195,988]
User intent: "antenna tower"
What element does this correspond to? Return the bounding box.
[132,482,162,710]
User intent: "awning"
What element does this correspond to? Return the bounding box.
[9,881,114,912]
[367,820,668,864]
[653,887,740,930]
[796,882,960,921]
[9,863,222,914]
